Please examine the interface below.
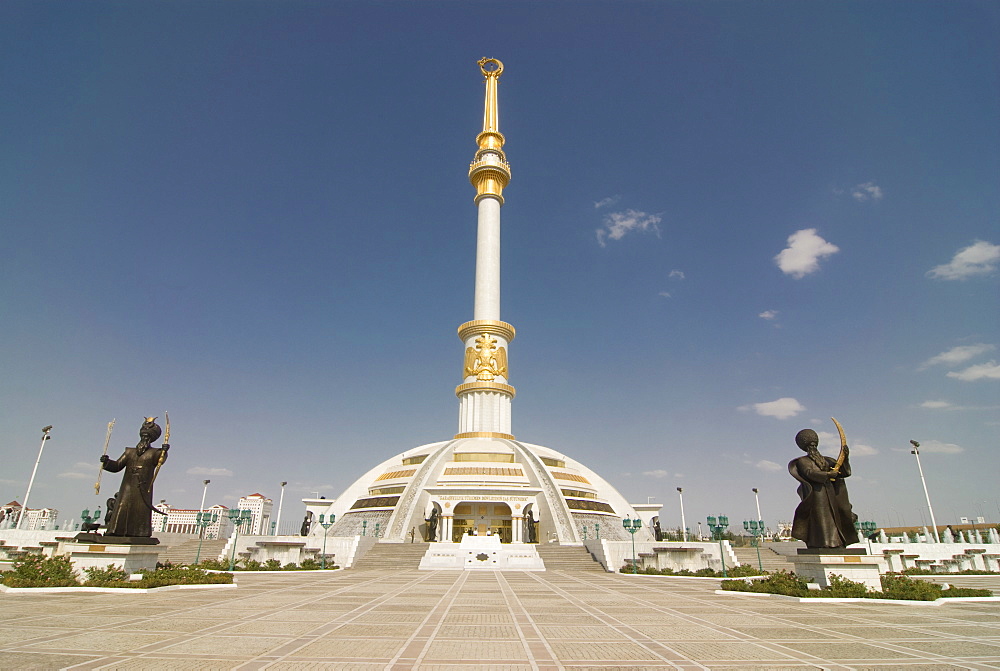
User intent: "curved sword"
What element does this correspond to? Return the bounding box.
[829,417,848,480]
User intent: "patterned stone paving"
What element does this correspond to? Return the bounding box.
[0,568,997,669]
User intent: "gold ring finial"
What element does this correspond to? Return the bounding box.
[478,58,503,77]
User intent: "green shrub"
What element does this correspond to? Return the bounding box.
[134,565,232,588]
[283,562,299,570]
[727,564,765,577]
[242,559,262,572]
[825,574,872,598]
[82,564,130,587]
[721,571,810,597]
[2,555,80,587]
[263,559,282,571]
[299,558,321,570]
[721,571,992,600]
[197,558,229,571]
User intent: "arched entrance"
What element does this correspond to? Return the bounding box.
[451,502,513,542]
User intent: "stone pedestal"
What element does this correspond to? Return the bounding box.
[419,533,544,570]
[787,549,883,590]
[62,541,162,574]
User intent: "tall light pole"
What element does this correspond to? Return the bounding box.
[17,426,53,529]
[752,487,763,531]
[274,481,287,535]
[910,440,940,542]
[676,487,687,541]
[200,480,211,514]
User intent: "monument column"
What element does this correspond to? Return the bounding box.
[456,58,516,440]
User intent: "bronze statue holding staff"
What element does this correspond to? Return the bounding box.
[99,417,170,539]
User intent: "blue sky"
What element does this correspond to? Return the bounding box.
[2,2,998,534]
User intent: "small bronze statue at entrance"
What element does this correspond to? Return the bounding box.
[98,417,169,540]
[425,508,439,542]
[788,420,859,549]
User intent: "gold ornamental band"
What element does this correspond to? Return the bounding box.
[458,319,516,342]
[455,381,516,398]
[454,431,516,440]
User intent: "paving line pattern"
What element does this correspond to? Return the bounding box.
[0,567,996,669]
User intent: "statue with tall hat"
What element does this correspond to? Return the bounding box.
[99,417,170,540]
[788,419,859,549]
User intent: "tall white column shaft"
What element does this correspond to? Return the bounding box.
[473,196,502,321]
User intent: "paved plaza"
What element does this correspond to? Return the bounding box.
[1,568,999,670]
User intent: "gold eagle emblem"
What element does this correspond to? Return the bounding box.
[464,333,508,381]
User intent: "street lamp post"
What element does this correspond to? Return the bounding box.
[226,508,251,571]
[200,480,211,513]
[910,440,940,542]
[676,487,687,542]
[752,488,762,526]
[743,519,765,572]
[194,511,218,564]
[318,513,335,569]
[274,481,287,535]
[707,515,729,577]
[16,426,53,529]
[622,517,642,573]
[361,520,368,537]
[595,523,600,539]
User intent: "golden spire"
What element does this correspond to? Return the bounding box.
[469,58,511,204]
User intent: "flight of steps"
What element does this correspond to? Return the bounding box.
[157,538,228,566]
[731,545,795,573]
[535,543,606,572]
[351,542,430,569]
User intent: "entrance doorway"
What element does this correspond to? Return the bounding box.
[451,502,512,542]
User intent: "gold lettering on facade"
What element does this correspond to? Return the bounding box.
[464,333,508,381]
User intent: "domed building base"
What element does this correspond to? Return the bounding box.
[309,437,652,550]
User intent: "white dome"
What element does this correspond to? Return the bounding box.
[318,437,651,544]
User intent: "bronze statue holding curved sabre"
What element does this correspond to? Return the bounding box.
[788,418,859,548]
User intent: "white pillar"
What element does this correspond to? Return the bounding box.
[473,197,502,321]
[441,515,454,543]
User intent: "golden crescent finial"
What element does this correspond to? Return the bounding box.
[478,58,503,77]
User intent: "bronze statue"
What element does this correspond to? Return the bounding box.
[300,511,313,536]
[99,417,169,539]
[789,425,859,548]
[525,510,537,543]
[425,508,439,542]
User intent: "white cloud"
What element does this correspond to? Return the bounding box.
[920,343,995,369]
[596,209,662,247]
[851,181,883,201]
[774,229,840,278]
[57,461,96,480]
[947,361,1000,382]
[642,469,669,478]
[927,240,1000,280]
[186,467,234,477]
[920,400,955,410]
[916,440,965,454]
[851,443,879,456]
[594,195,620,209]
[758,310,779,320]
[658,291,671,298]
[669,270,685,280]
[755,460,783,472]
[745,397,806,420]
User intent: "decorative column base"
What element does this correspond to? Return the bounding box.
[787,549,884,590]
